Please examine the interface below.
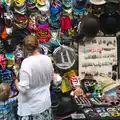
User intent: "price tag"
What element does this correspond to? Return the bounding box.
[71,113,86,119]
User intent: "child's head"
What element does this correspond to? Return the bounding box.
[0,83,10,101]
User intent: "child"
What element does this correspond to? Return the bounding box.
[0,83,17,120]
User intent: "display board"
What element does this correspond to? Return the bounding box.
[117,36,120,79]
[79,37,117,79]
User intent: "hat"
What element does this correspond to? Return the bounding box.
[4,37,16,53]
[36,13,48,22]
[5,52,15,69]
[49,22,61,30]
[14,5,27,15]
[62,4,72,13]
[50,0,62,16]
[35,28,52,43]
[48,16,61,30]
[62,7,72,14]
[14,14,28,29]
[60,15,72,33]
[14,45,24,62]
[82,73,95,80]
[36,21,49,30]
[0,25,8,40]
[100,75,120,93]
[0,54,7,70]
[80,14,100,37]
[99,12,120,34]
[14,0,26,7]
[0,83,10,101]
[50,6,61,16]
[49,14,60,23]
[28,14,36,31]
[36,14,48,24]
[72,7,86,14]
[49,31,60,47]
[62,0,72,8]
[36,0,50,13]
[11,28,30,45]
[6,27,13,35]
[104,2,118,14]
[107,0,119,3]
[27,1,37,12]
[73,0,87,10]
[61,31,72,45]
[39,44,49,55]
[56,94,77,116]
[36,0,46,6]
[0,38,4,53]
[0,13,5,35]
[89,0,106,5]
[4,10,14,27]
[0,69,16,90]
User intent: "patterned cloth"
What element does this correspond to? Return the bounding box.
[0,97,17,120]
[18,107,54,120]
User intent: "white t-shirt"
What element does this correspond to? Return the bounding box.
[17,55,54,116]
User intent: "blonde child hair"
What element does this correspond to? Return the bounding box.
[0,83,10,101]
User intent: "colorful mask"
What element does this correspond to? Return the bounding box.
[94,84,103,97]
[35,28,52,43]
[0,54,7,70]
[0,69,16,90]
[5,53,15,69]
[14,46,24,64]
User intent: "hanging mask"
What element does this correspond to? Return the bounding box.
[49,31,60,47]
[94,84,103,97]
[80,14,100,37]
[92,4,104,15]
[14,46,24,64]
[5,52,15,69]
[4,38,15,52]
[6,27,13,35]
[105,2,118,14]
[83,80,96,93]
[0,38,4,53]
[0,54,7,70]
[0,69,16,90]
[39,44,49,55]
[4,9,14,27]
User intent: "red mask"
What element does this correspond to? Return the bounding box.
[0,54,7,70]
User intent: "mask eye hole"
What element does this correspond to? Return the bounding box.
[96,90,98,92]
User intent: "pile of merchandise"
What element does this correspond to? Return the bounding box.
[52,73,120,120]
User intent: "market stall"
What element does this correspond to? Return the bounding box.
[0,0,120,120]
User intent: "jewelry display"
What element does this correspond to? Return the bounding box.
[79,37,117,79]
